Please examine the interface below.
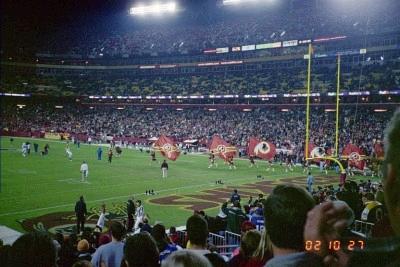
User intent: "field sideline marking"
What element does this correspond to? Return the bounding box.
[0,172,302,217]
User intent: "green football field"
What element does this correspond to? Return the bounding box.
[0,136,373,233]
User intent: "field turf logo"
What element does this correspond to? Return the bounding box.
[150,176,336,210]
[19,203,127,234]
[20,176,336,232]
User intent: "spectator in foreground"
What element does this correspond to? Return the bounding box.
[168,226,180,245]
[229,229,269,267]
[304,110,400,266]
[123,232,159,267]
[152,223,179,262]
[204,252,228,267]
[0,244,12,267]
[161,250,212,267]
[8,232,56,267]
[76,239,92,262]
[264,184,322,267]
[185,214,210,255]
[91,221,125,267]
[223,201,247,234]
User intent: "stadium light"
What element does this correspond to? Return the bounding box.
[222,0,274,6]
[130,2,176,15]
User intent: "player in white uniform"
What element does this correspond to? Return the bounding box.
[80,161,89,182]
[134,200,144,231]
[21,142,28,157]
[66,147,73,161]
[95,204,107,232]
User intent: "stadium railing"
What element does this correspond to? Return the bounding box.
[176,230,241,257]
[351,220,375,238]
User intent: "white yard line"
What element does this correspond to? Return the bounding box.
[0,172,300,217]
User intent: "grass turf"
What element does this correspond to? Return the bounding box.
[0,136,374,232]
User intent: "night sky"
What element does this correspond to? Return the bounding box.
[2,0,126,52]
[1,0,217,55]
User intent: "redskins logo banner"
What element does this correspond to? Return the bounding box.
[342,143,366,170]
[209,135,237,160]
[247,137,276,160]
[308,143,326,163]
[153,135,180,161]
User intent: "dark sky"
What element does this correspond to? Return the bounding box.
[1,0,216,54]
[2,0,125,36]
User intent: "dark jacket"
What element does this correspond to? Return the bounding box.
[223,206,246,234]
[161,162,168,169]
[75,200,87,217]
[127,200,136,216]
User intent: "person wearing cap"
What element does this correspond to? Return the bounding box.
[76,239,92,262]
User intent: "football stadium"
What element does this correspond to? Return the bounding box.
[1,0,400,266]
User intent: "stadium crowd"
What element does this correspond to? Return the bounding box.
[35,0,399,58]
[0,110,399,267]
[1,60,399,96]
[2,103,390,161]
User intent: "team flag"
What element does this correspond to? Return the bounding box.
[308,143,326,162]
[342,143,366,170]
[153,135,180,161]
[247,137,276,160]
[209,135,237,160]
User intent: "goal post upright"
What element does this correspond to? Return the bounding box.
[335,55,341,157]
[304,47,345,173]
[305,43,312,159]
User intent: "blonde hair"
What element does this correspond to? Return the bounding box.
[253,229,272,260]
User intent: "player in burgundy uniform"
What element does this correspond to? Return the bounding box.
[150,150,156,165]
[249,156,256,168]
[228,156,237,170]
[266,160,275,172]
[108,148,113,163]
[208,152,217,168]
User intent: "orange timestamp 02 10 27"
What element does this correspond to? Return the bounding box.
[305,239,365,252]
